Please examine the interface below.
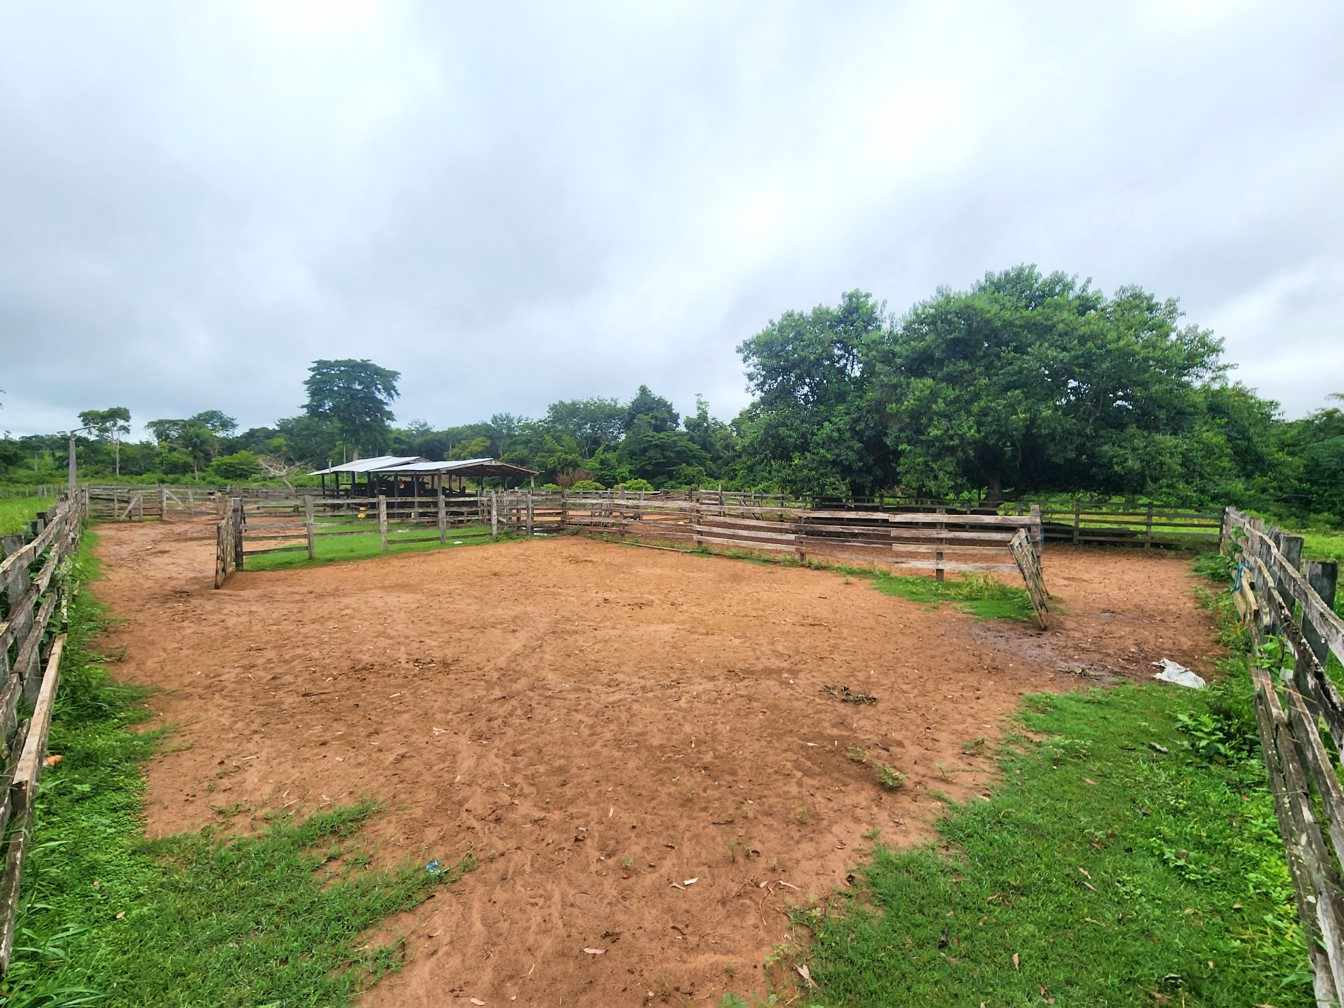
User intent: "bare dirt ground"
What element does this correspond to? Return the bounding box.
[92,522,1217,1007]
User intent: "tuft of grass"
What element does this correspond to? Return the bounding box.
[873,765,906,791]
[752,580,1311,1007]
[5,533,475,1007]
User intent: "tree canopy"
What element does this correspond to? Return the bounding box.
[4,266,1337,525]
[302,358,401,459]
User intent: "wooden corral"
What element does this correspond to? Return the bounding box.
[1223,507,1344,1005]
[0,493,86,973]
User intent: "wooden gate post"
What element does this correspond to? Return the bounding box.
[437,490,447,544]
[304,496,316,561]
[527,492,534,535]
[934,505,946,582]
[378,495,388,553]
[1072,496,1080,545]
[232,498,244,569]
[490,491,499,540]
[1144,503,1154,549]
[158,486,168,521]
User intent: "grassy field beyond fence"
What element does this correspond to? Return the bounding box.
[0,496,55,536]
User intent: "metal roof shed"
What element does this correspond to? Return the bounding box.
[379,458,539,494]
[308,456,427,497]
[308,455,426,476]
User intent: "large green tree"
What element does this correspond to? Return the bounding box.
[78,406,131,476]
[871,266,1226,499]
[624,385,679,434]
[302,359,400,459]
[737,289,892,496]
[545,398,626,455]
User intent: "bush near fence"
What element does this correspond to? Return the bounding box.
[0,493,86,973]
[1222,506,1344,1005]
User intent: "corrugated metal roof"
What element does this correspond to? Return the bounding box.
[382,458,539,477]
[380,457,493,473]
[308,455,425,476]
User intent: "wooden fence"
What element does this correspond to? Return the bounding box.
[511,494,1051,627]
[0,493,86,972]
[211,491,1050,626]
[1020,500,1222,549]
[1223,506,1344,1004]
[214,495,496,584]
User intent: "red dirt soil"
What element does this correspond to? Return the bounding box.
[92,522,1217,1007]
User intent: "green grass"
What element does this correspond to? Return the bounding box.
[243,522,515,571]
[0,496,54,535]
[862,569,1034,620]
[736,564,1310,1007]
[5,534,476,1007]
[1300,528,1344,566]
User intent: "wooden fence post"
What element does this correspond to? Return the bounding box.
[490,491,498,540]
[378,495,388,553]
[934,505,946,582]
[1072,496,1080,545]
[232,498,244,569]
[1304,561,1339,670]
[158,486,168,521]
[1144,503,1153,549]
[304,496,316,561]
[559,490,567,531]
[437,490,447,544]
[527,492,534,536]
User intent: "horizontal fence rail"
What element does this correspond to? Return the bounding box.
[1223,507,1344,1005]
[212,490,1052,627]
[0,493,86,973]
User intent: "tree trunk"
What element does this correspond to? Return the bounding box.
[985,472,1003,505]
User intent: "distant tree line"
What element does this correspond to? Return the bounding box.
[2,266,1339,523]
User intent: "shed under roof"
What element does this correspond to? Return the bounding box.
[308,455,425,476]
[381,458,539,479]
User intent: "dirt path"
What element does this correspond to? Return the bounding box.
[92,523,1217,1007]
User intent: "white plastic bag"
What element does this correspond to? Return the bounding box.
[1152,658,1206,689]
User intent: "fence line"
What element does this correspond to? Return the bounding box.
[0,492,87,973]
[1223,506,1344,1005]
[211,492,1050,626]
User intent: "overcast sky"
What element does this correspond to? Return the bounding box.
[2,1,1341,439]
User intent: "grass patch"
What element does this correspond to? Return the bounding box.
[744,567,1310,1007]
[1300,529,1344,565]
[243,522,516,571]
[863,570,1034,621]
[0,496,54,535]
[5,533,475,1007]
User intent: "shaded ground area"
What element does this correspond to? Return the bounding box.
[92,522,1216,1007]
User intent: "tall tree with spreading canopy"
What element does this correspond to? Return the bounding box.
[870,266,1226,499]
[78,406,131,476]
[302,359,401,459]
[737,289,892,496]
[624,385,679,433]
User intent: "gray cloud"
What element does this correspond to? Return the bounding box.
[2,0,1342,439]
